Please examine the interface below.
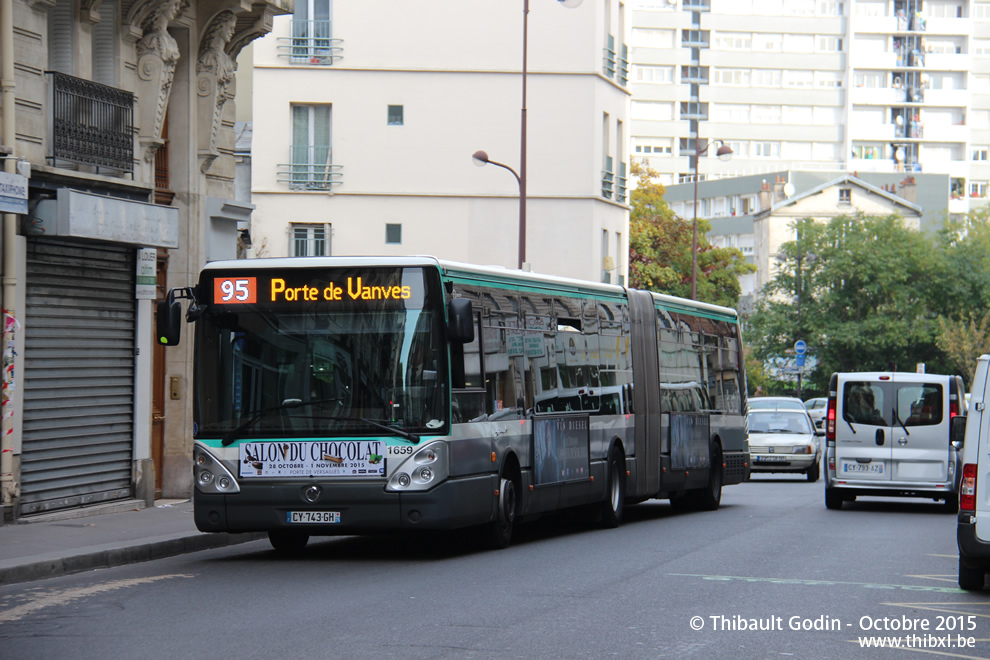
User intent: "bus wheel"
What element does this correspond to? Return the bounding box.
[695,443,723,511]
[599,448,625,528]
[959,558,986,591]
[268,530,309,553]
[485,476,517,549]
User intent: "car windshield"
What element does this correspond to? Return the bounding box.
[748,410,813,434]
[748,398,805,411]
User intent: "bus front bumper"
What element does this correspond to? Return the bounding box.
[195,473,498,535]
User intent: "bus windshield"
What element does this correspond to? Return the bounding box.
[193,266,448,440]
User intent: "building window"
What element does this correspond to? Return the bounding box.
[971,182,988,198]
[385,223,402,244]
[289,104,334,190]
[387,105,404,126]
[972,147,989,161]
[633,65,674,83]
[977,3,990,19]
[818,36,843,52]
[633,138,672,155]
[291,0,334,64]
[292,224,329,256]
[839,188,851,204]
[753,141,780,158]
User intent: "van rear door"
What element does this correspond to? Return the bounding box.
[970,362,990,542]
[890,375,950,485]
[835,376,892,481]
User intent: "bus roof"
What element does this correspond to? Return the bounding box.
[200,255,739,320]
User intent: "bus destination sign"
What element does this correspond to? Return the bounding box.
[210,270,422,308]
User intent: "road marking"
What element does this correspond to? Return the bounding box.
[883,602,990,619]
[0,574,193,623]
[905,574,963,584]
[669,574,964,593]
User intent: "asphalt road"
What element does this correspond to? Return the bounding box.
[1,474,986,659]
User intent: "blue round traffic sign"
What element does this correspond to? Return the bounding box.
[794,340,807,355]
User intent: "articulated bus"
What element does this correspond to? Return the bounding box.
[158,257,750,551]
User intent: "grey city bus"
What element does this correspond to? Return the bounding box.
[158,257,750,551]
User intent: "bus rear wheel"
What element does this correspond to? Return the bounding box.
[599,448,625,528]
[269,530,309,553]
[485,476,517,550]
[694,443,723,511]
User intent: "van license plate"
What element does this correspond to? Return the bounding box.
[841,461,883,474]
[288,511,340,524]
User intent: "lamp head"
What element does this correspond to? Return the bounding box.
[716,144,733,162]
[472,150,490,167]
[558,0,583,7]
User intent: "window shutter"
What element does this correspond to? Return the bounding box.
[49,0,74,75]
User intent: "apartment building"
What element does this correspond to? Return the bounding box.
[630,0,990,216]
[0,0,288,522]
[248,0,631,284]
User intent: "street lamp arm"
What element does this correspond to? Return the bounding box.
[472,150,521,185]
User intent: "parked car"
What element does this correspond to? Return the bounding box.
[957,355,990,590]
[824,371,966,511]
[805,397,828,428]
[747,406,823,481]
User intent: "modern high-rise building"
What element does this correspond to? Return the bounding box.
[247,0,632,284]
[629,0,990,217]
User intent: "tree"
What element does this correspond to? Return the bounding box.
[747,215,946,392]
[937,311,990,385]
[628,161,753,307]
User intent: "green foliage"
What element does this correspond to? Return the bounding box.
[628,161,754,307]
[937,311,990,385]
[747,215,948,392]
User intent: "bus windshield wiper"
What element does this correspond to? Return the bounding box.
[315,416,420,444]
[221,398,419,445]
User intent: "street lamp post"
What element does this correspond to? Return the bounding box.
[691,139,733,300]
[473,0,583,270]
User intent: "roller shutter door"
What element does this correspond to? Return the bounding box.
[20,238,136,515]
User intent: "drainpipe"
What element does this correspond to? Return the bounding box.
[1,0,17,517]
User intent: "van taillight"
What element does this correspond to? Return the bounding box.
[961,463,977,512]
[826,396,836,441]
[950,400,959,418]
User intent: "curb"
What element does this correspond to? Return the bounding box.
[0,531,268,586]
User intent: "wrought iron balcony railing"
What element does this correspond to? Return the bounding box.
[277,145,343,191]
[278,20,343,65]
[47,71,134,173]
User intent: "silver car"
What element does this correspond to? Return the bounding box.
[804,397,828,429]
[747,407,823,482]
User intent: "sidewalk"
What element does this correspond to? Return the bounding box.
[0,499,266,586]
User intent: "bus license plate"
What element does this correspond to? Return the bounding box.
[842,461,883,474]
[288,511,341,524]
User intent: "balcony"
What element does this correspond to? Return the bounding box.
[277,145,343,191]
[277,20,343,65]
[47,71,134,173]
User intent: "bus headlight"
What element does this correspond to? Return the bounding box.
[386,441,447,492]
[193,445,241,494]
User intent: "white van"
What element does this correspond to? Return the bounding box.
[823,371,966,510]
[957,355,990,590]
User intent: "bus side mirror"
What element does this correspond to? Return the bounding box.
[447,298,474,343]
[156,298,182,346]
[951,415,967,450]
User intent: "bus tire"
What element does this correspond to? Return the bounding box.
[824,487,843,510]
[599,448,625,528]
[268,530,309,553]
[485,476,517,550]
[959,557,986,591]
[695,442,723,511]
